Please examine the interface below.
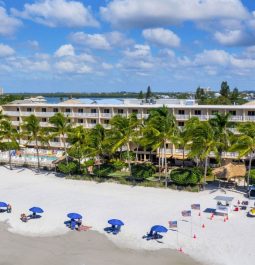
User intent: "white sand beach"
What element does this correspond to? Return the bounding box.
[0,166,254,265]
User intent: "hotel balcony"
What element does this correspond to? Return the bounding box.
[175,114,190,120]
[4,111,20,116]
[101,113,112,118]
[74,112,99,118]
[35,112,56,117]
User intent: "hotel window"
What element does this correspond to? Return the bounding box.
[27,108,32,112]
[91,119,97,124]
[65,108,71,113]
[212,110,218,115]
[17,117,19,121]
[118,109,124,114]
[104,120,109,124]
[178,121,184,127]
[53,138,59,142]
[91,109,97,113]
[194,110,201,115]
[53,108,58,113]
[103,109,110,113]
[17,126,20,131]
[132,109,138,113]
[178,110,185,115]
[248,111,255,116]
[229,110,236,116]
[42,108,47,112]
[78,109,83,113]
[42,118,47,122]
[16,108,19,111]
[78,119,83,123]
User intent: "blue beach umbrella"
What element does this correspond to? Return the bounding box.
[67,213,82,219]
[29,207,44,214]
[0,202,8,208]
[108,219,124,226]
[150,225,168,233]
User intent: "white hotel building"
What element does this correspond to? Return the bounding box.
[2,97,255,161]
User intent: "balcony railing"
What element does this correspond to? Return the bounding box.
[35,112,56,117]
[101,113,112,118]
[4,111,20,116]
[175,114,190,120]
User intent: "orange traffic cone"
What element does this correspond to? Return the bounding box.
[193,234,197,239]
[179,247,183,253]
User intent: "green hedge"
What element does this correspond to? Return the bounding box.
[131,163,156,181]
[170,168,202,185]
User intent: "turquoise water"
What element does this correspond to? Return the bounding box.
[22,154,57,161]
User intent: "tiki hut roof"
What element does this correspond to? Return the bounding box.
[212,162,246,180]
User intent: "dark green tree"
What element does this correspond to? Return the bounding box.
[138,90,144,99]
[145,86,152,100]
[220,81,230,98]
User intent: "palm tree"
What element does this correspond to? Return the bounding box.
[209,113,233,165]
[68,125,89,172]
[145,106,177,186]
[0,119,19,170]
[230,122,255,188]
[49,113,72,164]
[89,124,108,161]
[22,115,49,169]
[109,113,140,176]
[189,121,219,188]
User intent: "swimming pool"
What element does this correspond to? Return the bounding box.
[20,154,57,161]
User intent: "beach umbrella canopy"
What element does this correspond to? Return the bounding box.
[108,219,124,226]
[0,202,8,208]
[67,213,82,219]
[29,207,44,214]
[150,225,168,233]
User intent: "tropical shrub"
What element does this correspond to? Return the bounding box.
[111,159,127,171]
[170,168,202,185]
[93,164,115,177]
[131,163,156,181]
[58,161,78,175]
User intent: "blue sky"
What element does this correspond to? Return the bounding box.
[1,0,255,93]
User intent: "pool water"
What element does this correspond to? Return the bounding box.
[21,154,57,161]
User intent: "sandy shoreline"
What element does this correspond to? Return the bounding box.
[0,222,200,265]
[0,166,254,265]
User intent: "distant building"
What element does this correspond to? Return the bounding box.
[0,87,4,95]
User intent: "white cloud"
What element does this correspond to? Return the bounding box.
[0,44,15,57]
[27,40,40,50]
[70,32,111,50]
[55,60,92,74]
[55,44,75,57]
[101,0,248,28]
[123,44,151,58]
[70,31,134,50]
[142,28,180,48]
[194,49,230,66]
[12,0,98,28]
[0,7,21,36]
[102,62,113,70]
